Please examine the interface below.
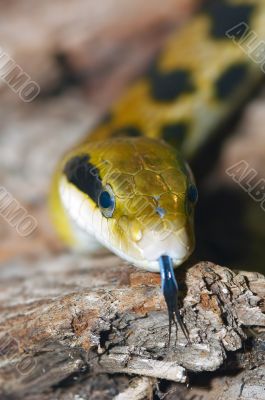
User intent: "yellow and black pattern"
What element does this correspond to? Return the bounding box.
[50,0,265,271]
[51,136,196,271]
[86,0,265,158]
[49,0,265,342]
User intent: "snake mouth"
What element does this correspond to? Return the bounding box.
[108,223,195,272]
[136,225,194,264]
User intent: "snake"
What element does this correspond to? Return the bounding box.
[50,0,265,343]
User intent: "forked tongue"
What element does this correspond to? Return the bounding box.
[158,255,190,345]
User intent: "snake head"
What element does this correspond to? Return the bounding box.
[59,137,197,271]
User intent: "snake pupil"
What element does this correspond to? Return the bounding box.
[99,191,113,208]
[188,184,198,204]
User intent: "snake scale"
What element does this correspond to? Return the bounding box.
[50,0,265,342]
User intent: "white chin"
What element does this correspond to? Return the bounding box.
[131,255,188,272]
[137,229,190,261]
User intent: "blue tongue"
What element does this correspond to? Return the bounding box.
[158,255,190,345]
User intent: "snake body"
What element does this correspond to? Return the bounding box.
[50,0,265,339]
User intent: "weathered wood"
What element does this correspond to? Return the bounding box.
[0,256,264,398]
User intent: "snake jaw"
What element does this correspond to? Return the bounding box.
[137,225,194,266]
[159,255,190,346]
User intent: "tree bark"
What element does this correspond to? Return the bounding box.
[0,255,264,398]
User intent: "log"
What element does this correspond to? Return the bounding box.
[0,256,264,398]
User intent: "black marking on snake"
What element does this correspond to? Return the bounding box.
[64,155,103,204]
[111,125,142,137]
[216,63,248,100]
[161,122,188,148]
[149,68,195,102]
[206,1,254,39]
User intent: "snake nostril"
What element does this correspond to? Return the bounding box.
[156,206,166,218]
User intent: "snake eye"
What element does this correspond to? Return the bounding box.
[98,185,115,218]
[187,184,198,204]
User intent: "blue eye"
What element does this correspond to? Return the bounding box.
[99,191,112,208]
[98,186,115,217]
[187,184,198,204]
